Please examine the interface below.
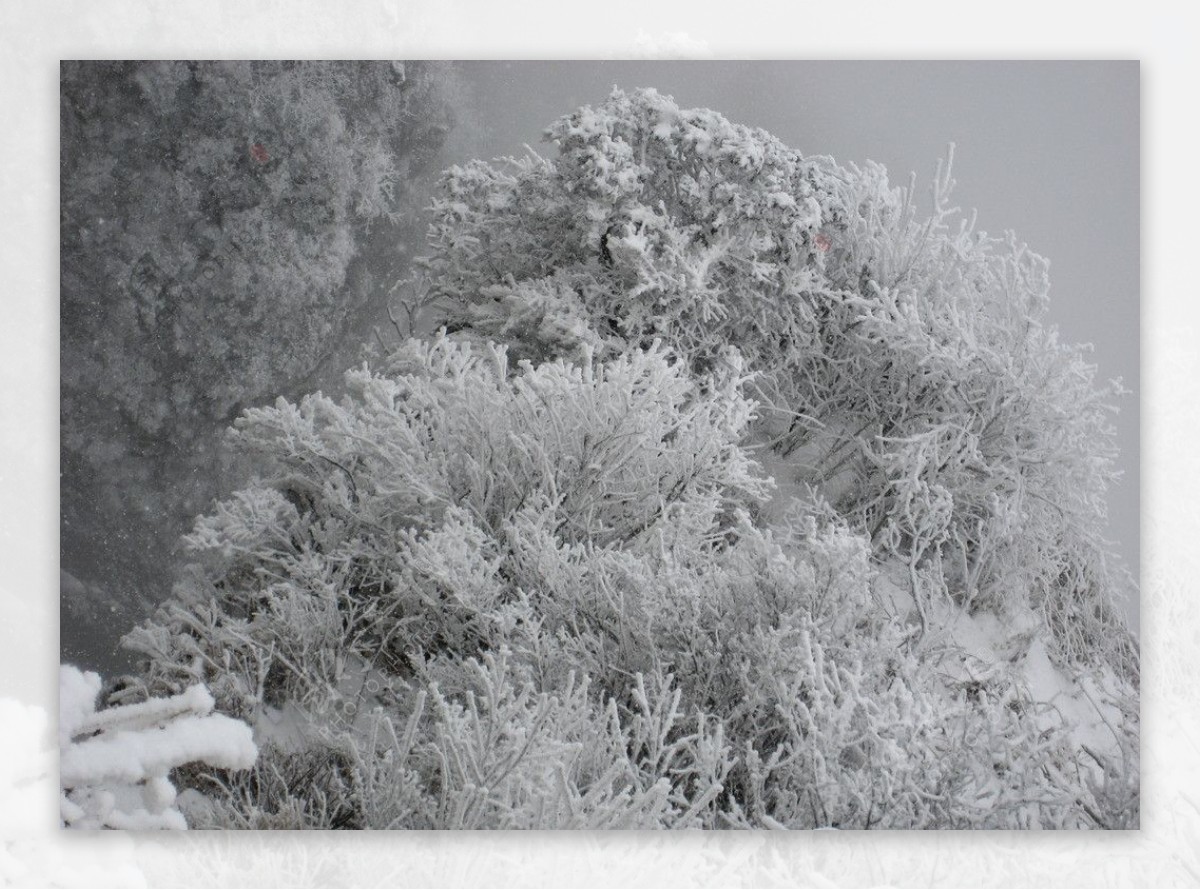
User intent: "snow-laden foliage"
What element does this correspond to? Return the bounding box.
[123,336,768,827]
[98,86,1140,830]
[123,337,1137,829]
[60,61,459,647]
[415,87,1136,679]
[59,665,256,829]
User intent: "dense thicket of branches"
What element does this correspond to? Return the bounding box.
[418,88,1135,678]
[107,87,1138,829]
[61,61,458,658]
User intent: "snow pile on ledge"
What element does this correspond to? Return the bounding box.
[871,562,1137,793]
[59,665,257,829]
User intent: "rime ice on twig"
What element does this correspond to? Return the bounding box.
[59,665,256,829]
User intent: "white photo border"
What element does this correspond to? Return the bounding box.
[3,1,1197,885]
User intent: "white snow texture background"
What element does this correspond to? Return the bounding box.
[3,1,1198,886]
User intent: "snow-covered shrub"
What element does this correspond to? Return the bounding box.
[122,336,775,826]
[88,82,1139,830]
[414,87,1136,679]
[60,61,460,650]
[120,333,1133,828]
[59,665,256,829]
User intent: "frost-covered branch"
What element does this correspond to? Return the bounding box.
[60,665,257,829]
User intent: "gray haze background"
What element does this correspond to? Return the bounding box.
[451,61,1140,630]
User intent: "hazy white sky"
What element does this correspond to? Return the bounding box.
[453,61,1140,625]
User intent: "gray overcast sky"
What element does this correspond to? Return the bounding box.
[452,61,1140,626]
